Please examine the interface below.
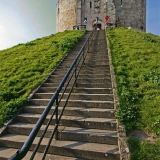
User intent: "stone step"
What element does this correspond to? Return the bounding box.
[54,69,111,75]
[47,78,111,83]
[90,49,107,52]
[41,82,112,88]
[0,147,85,160]
[32,93,114,101]
[86,53,108,57]
[59,64,110,68]
[23,106,115,118]
[0,134,120,160]
[76,83,112,88]
[58,65,110,69]
[85,62,109,65]
[37,87,113,94]
[30,99,114,109]
[77,74,111,78]
[50,73,111,78]
[55,66,110,74]
[8,123,118,145]
[85,55,109,61]
[77,78,111,83]
[57,62,109,66]
[79,70,110,74]
[15,114,117,130]
[86,53,108,56]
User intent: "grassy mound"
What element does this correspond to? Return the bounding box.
[0,30,85,126]
[107,28,160,159]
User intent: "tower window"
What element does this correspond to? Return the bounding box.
[90,1,92,8]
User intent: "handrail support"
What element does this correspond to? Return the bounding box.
[55,95,59,140]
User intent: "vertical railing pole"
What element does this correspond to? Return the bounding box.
[74,60,77,87]
[55,94,59,140]
[82,48,85,65]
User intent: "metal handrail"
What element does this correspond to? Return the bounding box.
[9,31,94,160]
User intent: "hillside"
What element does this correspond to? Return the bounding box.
[107,28,160,160]
[0,30,85,126]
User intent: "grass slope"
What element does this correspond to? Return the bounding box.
[0,30,85,126]
[107,28,160,159]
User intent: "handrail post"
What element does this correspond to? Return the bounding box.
[82,48,85,65]
[74,60,77,87]
[55,94,59,140]
[88,39,89,53]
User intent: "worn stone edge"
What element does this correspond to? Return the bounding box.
[105,29,130,160]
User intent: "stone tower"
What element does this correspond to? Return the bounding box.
[56,0,146,32]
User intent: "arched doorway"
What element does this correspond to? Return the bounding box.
[92,19,103,30]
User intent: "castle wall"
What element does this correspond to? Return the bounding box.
[80,0,107,30]
[56,0,146,32]
[114,0,146,31]
[106,0,116,24]
[56,0,77,32]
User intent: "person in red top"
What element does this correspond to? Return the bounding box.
[105,16,109,25]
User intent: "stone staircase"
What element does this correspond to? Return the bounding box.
[0,30,120,160]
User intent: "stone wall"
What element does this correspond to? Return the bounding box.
[80,0,107,30]
[56,0,77,32]
[114,0,146,31]
[106,0,116,24]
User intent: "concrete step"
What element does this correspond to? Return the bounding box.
[58,65,110,69]
[32,93,114,101]
[77,75,111,79]
[85,56,109,60]
[85,62,109,65]
[53,69,111,75]
[77,78,111,83]
[58,60,113,67]
[41,82,112,88]
[0,134,120,160]
[47,78,111,83]
[79,70,110,74]
[0,147,84,160]
[8,123,118,145]
[15,114,117,130]
[50,73,111,78]
[37,87,113,94]
[57,61,109,67]
[30,99,114,109]
[76,83,112,88]
[23,106,115,118]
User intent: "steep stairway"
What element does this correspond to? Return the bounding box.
[0,30,120,160]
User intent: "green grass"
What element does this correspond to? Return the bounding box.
[107,28,160,159]
[127,137,160,160]
[0,30,85,126]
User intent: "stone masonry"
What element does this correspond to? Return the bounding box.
[56,0,146,32]
[56,0,77,32]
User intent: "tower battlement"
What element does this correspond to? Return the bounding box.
[56,0,146,32]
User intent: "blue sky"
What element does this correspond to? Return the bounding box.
[0,0,159,50]
[147,0,160,36]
